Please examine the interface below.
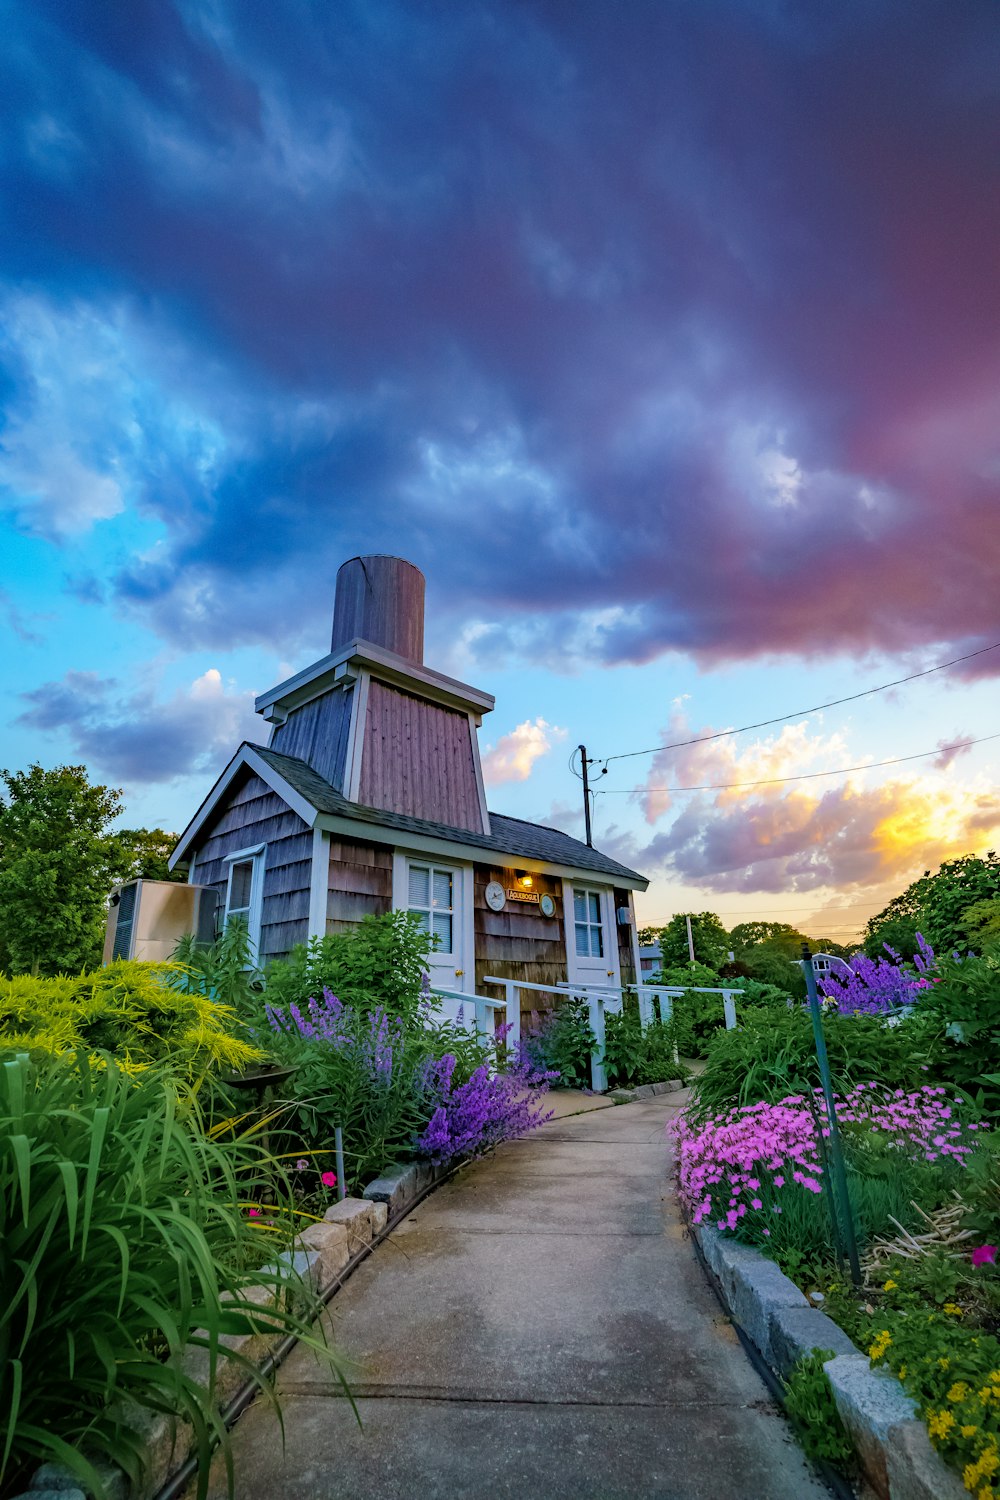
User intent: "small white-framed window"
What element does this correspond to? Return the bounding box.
[223,843,266,958]
[406,860,456,955]
[573,887,605,958]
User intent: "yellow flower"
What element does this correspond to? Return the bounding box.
[883,1278,898,1291]
[899,1363,907,1379]
[939,1357,951,1370]
[980,1447,999,1477]
[927,1408,956,1439]
[989,1370,1000,1384]
[868,1329,892,1360]
[942,1302,963,1317]
[947,1382,970,1404]
[961,1424,978,1438]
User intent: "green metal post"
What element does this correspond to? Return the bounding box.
[801,943,862,1285]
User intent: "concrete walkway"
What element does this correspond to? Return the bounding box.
[201,1093,830,1499]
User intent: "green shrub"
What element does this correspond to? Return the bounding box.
[261,991,494,1191]
[0,1050,342,1499]
[689,1007,930,1118]
[0,961,260,1079]
[915,953,1000,1117]
[520,998,595,1089]
[604,1005,686,1089]
[172,916,263,1013]
[262,912,433,1024]
[783,1350,855,1471]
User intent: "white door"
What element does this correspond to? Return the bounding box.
[393,853,474,1024]
[564,881,621,1006]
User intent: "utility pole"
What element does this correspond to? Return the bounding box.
[578,744,594,847]
[685,913,696,963]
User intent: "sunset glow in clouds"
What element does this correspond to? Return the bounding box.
[1,1,999,937]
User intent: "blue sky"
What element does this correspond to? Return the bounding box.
[2,1,999,939]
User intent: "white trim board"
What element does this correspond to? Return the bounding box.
[255,637,495,721]
[308,827,331,939]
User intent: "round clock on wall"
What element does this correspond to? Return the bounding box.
[539,893,556,917]
[485,881,507,912]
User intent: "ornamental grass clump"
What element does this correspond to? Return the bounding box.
[673,1084,983,1262]
[0,1049,343,1500]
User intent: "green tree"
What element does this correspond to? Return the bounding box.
[115,827,184,883]
[658,912,729,970]
[0,764,129,975]
[729,921,808,959]
[864,852,1000,959]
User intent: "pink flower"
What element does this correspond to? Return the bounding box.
[971,1245,997,1267]
[321,1170,338,1188]
[750,1198,762,1210]
[247,1207,261,1218]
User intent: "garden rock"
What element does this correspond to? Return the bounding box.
[823,1353,917,1499]
[323,1197,375,1251]
[363,1161,433,1215]
[766,1304,857,1376]
[298,1220,351,1282]
[885,1419,967,1500]
[718,1251,808,1368]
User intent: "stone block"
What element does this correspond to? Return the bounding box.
[886,1419,966,1500]
[363,1164,423,1215]
[369,1201,389,1236]
[633,1083,655,1099]
[608,1089,636,1104]
[12,1491,87,1500]
[114,1401,192,1499]
[824,1354,917,1499]
[722,1252,808,1367]
[298,1220,351,1282]
[323,1197,375,1251]
[767,1303,858,1377]
[30,1465,125,1499]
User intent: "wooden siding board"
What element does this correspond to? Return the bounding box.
[325,834,392,933]
[358,680,483,833]
[191,772,311,961]
[472,864,568,1015]
[268,684,354,791]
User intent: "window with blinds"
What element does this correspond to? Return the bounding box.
[406,861,455,954]
[573,887,605,958]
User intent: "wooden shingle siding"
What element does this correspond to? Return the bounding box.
[268,684,354,791]
[473,866,567,1016]
[359,679,483,832]
[190,772,312,961]
[326,835,393,933]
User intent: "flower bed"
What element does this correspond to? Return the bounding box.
[674,1084,998,1494]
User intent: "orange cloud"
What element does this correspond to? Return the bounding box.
[481,716,566,785]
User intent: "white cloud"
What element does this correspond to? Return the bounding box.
[481,716,567,784]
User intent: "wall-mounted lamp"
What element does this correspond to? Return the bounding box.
[516,871,534,889]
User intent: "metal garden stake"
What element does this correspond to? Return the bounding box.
[335,1125,346,1201]
[801,944,862,1285]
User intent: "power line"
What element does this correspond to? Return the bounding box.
[595,730,1000,794]
[600,640,1000,765]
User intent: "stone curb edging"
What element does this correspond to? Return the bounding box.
[607,1077,686,1104]
[691,1221,965,1500]
[13,1158,451,1500]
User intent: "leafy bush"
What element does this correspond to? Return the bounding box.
[783,1350,855,1471]
[519,997,596,1089]
[0,961,260,1079]
[915,952,1000,1117]
[0,1050,341,1500]
[689,1007,931,1118]
[262,912,433,1024]
[262,988,530,1190]
[603,1006,685,1089]
[172,916,263,1013]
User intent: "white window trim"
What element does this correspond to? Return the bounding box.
[223,843,267,961]
[563,880,620,990]
[392,850,475,987]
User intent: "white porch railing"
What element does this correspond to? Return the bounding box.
[430,976,744,1094]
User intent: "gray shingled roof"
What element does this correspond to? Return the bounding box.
[250,743,647,887]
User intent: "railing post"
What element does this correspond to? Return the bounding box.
[656,988,674,1024]
[503,979,520,1051]
[587,991,607,1093]
[722,990,737,1030]
[636,984,653,1032]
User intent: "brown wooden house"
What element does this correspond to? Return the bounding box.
[169,556,648,1026]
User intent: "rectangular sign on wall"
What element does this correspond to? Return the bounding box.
[506,888,540,904]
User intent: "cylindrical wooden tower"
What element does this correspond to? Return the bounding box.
[331,555,425,663]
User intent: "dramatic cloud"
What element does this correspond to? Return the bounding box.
[613,712,1000,894]
[481,717,566,785]
[15,667,260,784]
[2,3,1000,668]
